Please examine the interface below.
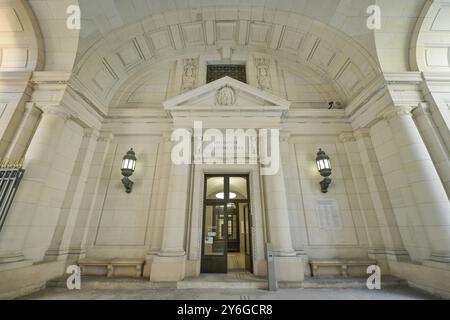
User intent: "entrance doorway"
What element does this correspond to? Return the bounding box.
[201,175,253,274]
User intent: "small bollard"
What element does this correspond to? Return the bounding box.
[266,243,277,291]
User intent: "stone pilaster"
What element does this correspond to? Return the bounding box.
[261,130,304,282]
[150,131,192,282]
[353,128,410,262]
[67,132,115,262]
[144,132,172,277]
[339,132,385,253]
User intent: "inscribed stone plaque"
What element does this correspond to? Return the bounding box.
[316,198,342,230]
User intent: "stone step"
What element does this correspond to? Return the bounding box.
[47,274,408,291]
[303,275,408,289]
[47,275,176,290]
[177,280,268,289]
[177,272,268,289]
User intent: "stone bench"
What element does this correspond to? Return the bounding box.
[309,259,377,277]
[78,258,144,278]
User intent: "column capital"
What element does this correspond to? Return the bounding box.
[24,102,40,113]
[412,102,432,118]
[83,128,100,139]
[354,128,371,140]
[339,132,355,143]
[379,105,413,122]
[38,104,71,120]
[162,130,173,141]
[98,131,114,142]
[280,130,291,142]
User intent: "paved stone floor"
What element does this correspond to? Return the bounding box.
[21,286,438,300]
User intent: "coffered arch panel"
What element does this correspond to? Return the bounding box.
[71,7,381,114]
[0,0,44,72]
[410,0,450,72]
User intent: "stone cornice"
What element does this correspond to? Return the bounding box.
[287,109,346,119]
[422,72,450,83]
[30,71,71,85]
[38,104,71,120]
[347,72,429,130]
[383,72,423,85]
[0,71,32,83]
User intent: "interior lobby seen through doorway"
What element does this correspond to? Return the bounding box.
[201,175,253,274]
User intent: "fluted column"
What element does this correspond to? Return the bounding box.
[382,105,450,265]
[150,130,191,281]
[260,130,304,281]
[0,105,70,269]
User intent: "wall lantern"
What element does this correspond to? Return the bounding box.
[121,148,137,193]
[316,148,332,193]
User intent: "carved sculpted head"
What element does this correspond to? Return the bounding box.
[216,85,236,106]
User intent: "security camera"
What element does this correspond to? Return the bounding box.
[328,101,343,109]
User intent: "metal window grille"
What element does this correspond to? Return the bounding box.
[0,167,25,233]
[206,64,247,83]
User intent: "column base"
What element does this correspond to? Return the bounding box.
[274,255,304,282]
[143,250,159,278]
[44,248,70,262]
[368,248,410,262]
[150,254,186,282]
[0,251,32,271]
[66,248,87,263]
[423,252,450,270]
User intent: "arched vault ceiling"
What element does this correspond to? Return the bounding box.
[72,2,385,114]
[78,0,376,55]
[410,0,450,72]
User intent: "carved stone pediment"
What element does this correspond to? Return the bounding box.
[163,76,290,117]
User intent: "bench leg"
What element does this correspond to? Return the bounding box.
[341,265,348,277]
[312,265,318,277]
[107,265,114,277]
[136,265,142,278]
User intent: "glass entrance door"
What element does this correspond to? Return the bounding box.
[201,175,252,274]
[201,203,228,273]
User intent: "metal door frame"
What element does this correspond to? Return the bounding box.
[201,174,253,273]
